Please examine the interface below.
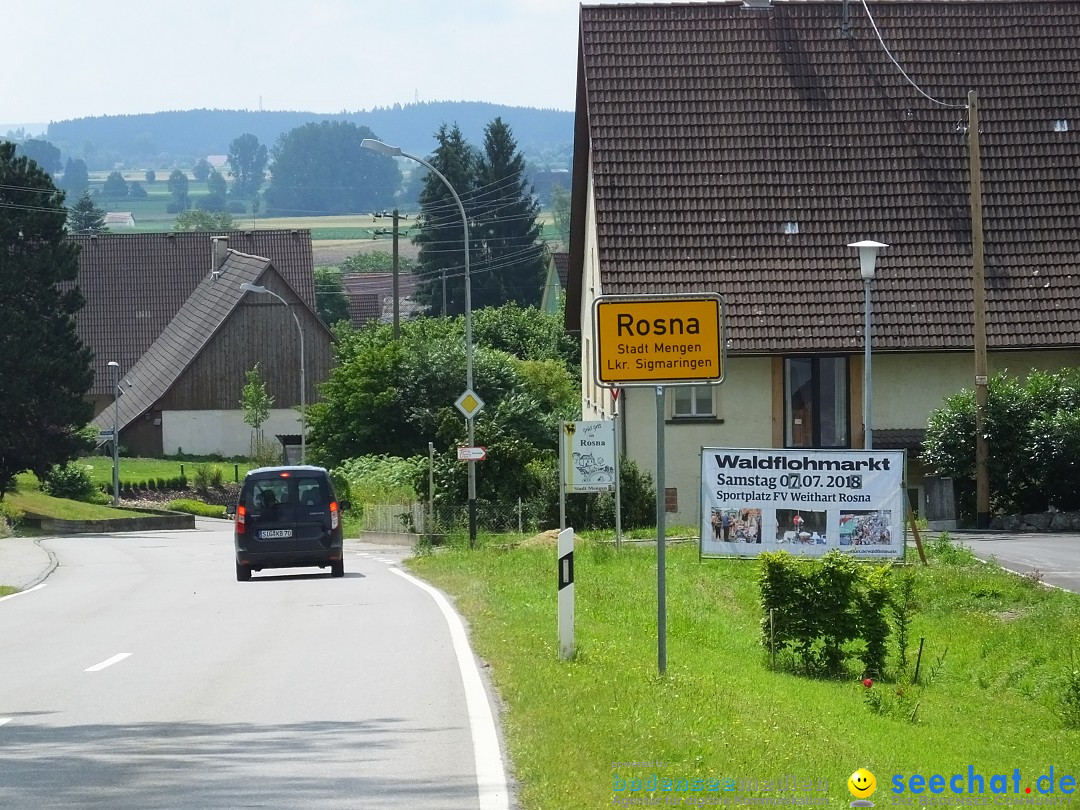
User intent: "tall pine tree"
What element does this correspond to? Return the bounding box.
[473,118,546,308]
[412,124,478,316]
[0,142,94,495]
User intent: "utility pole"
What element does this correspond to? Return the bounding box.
[392,208,400,339]
[968,90,990,529]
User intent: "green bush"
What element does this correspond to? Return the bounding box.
[923,368,1080,515]
[0,500,25,537]
[192,464,224,495]
[42,463,98,502]
[166,499,227,519]
[759,550,893,678]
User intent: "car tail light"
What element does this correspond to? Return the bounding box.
[330,500,339,529]
[236,504,247,535]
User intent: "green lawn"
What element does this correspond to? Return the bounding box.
[5,489,147,520]
[406,535,1080,809]
[76,457,253,488]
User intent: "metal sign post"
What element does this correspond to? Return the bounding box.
[655,385,667,675]
[590,293,726,678]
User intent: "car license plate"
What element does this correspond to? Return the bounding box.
[260,529,293,539]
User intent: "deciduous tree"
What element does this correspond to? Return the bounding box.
[266,121,400,216]
[15,138,62,175]
[226,133,268,199]
[313,266,350,327]
[173,208,234,231]
[101,170,128,198]
[0,141,94,496]
[206,169,226,197]
[192,158,212,182]
[167,169,190,211]
[62,158,89,197]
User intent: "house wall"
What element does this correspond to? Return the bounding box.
[162,409,301,457]
[871,350,1080,428]
[581,158,614,423]
[608,349,1080,528]
[617,357,774,526]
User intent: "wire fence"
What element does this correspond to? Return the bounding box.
[356,498,550,537]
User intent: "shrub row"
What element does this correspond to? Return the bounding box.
[98,476,190,496]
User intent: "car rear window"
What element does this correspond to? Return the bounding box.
[243,475,331,510]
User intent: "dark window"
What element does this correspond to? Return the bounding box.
[784,357,849,448]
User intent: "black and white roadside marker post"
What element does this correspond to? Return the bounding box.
[558,527,575,659]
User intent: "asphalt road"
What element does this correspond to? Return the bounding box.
[0,526,509,809]
[950,530,1080,593]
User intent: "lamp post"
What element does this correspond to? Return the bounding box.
[362,137,478,547]
[849,240,888,450]
[107,361,120,506]
[240,282,306,464]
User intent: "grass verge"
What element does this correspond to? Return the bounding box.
[405,534,1080,809]
[6,489,147,521]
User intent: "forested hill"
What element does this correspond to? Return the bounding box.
[45,102,573,170]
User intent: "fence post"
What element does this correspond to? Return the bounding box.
[518,497,523,534]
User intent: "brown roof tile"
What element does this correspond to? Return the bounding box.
[570,1,1080,353]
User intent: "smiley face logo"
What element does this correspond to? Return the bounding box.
[848,769,877,800]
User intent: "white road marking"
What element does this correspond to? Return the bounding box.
[84,653,132,672]
[0,583,47,602]
[0,718,12,727]
[377,558,396,564]
[390,568,509,810]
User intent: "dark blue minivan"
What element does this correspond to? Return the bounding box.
[227,465,350,581]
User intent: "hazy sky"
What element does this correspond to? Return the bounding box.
[4,0,636,127]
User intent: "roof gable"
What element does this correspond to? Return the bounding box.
[570,1,1080,353]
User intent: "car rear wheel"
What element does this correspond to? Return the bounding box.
[330,559,344,578]
[236,561,252,582]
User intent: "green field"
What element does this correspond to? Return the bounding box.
[406,535,1080,809]
[81,172,559,246]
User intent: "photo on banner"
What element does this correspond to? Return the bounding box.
[699,447,906,559]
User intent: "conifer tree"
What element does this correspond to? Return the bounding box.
[67,190,108,234]
[0,142,94,495]
[473,118,546,308]
[412,124,478,315]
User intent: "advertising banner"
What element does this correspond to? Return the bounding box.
[562,420,616,493]
[700,448,906,559]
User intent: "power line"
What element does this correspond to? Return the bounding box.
[858,0,967,110]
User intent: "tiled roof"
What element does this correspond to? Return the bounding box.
[569,1,1080,353]
[71,230,315,395]
[90,251,274,434]
[342,272,421,328]
[348,293,382,327]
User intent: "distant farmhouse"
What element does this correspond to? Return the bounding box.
[102,212,135,228]
[72,230,333,459]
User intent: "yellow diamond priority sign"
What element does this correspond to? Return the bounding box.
[455,389,485,419]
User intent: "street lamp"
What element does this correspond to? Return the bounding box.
[362,137,478,546]
[107,361,121,506]
[240,282,306,464]
[849,240,888,450]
